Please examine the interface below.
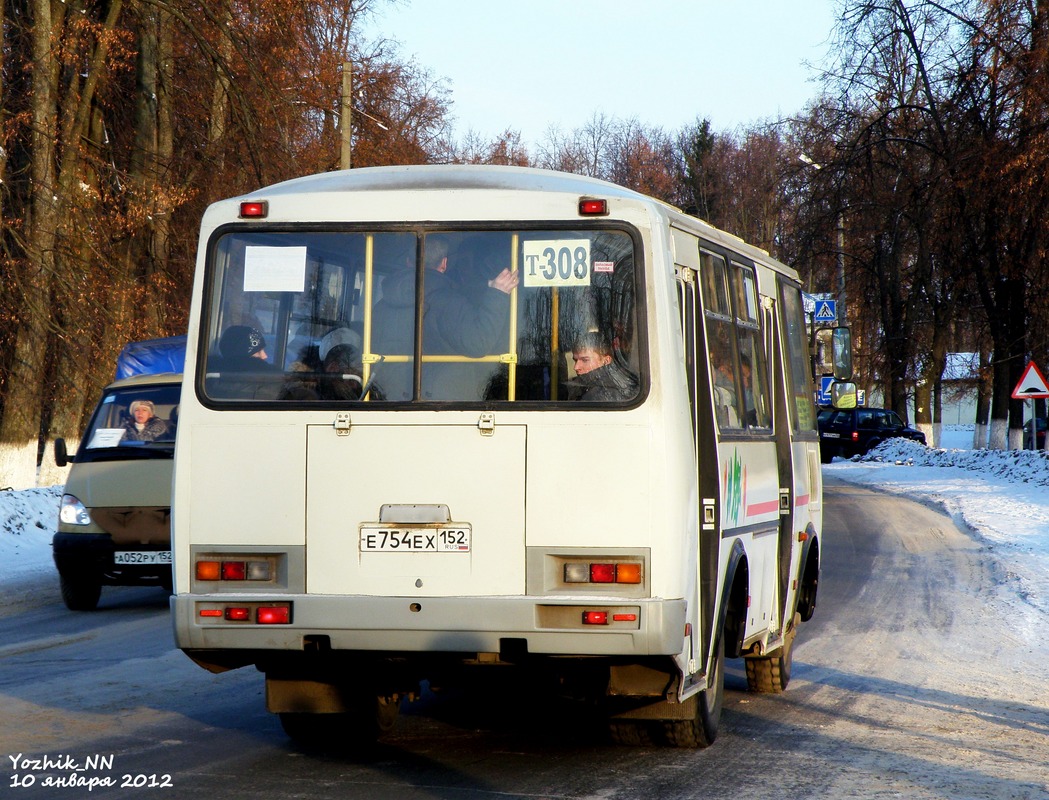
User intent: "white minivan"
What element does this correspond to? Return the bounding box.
[53,370,182,610]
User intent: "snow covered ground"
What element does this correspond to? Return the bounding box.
[2,427,1047,635]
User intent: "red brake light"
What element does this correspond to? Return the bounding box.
[224,607,250,621]
[578,198,608,216]
[582,611,608,625]
[239,200,268,218]
[257,605,291,624]
[221,561,246,581]
[590,563,615,583]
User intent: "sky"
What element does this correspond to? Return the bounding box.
[3,430,1047,640]
[360,0,839,147]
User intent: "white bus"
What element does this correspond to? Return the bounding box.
[171,165,836,748]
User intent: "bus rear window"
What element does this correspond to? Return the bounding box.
[200,228,642,406]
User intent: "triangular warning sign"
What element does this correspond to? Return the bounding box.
[1011,361,1049,399]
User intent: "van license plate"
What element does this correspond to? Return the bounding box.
[359,526,471,553]
[113,550,172,565]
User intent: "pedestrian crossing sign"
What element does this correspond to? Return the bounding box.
[814,300,837,323]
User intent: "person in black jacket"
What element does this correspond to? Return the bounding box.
[567,332,639,402]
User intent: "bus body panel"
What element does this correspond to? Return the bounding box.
[172,594,687,656]
[306,421,526,596]
[186,423,307,548]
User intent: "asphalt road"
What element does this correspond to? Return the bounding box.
[1,477,1046,799]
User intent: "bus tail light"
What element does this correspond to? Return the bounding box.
[196,558,274,582]
[564,561,644,585]
[582,611,608,625]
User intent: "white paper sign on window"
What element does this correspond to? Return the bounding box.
[243,246,307,292]
[521,240,592,287]
[87,428,125,449]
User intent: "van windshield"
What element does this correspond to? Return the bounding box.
[200,227,643,406]
[77,384,181,461]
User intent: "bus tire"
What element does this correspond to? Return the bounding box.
[661,641,724,748]
[745,615,797,693]
[59,571,102,611]
[278,694,400,748]
[608,720,656,746]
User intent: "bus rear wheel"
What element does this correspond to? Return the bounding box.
[278,693,399,748]
[745,615,797,693]
[661,642,724,748]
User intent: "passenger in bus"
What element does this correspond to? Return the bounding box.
[740,355,757,425]
[567,332,639,402]
[213,324,281,400]
[711,349,741,427]
[319,343,366,401]
[121,400,168,442]
[372,237,517,400]
[219,325,273,369]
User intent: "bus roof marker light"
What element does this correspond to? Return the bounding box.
[578,197,608,216]
[239,200,268,219]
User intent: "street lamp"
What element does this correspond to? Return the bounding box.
[799,154,846,326]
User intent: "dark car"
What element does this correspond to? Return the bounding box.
[817,406,927,463]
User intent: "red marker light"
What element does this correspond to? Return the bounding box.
[582,611,609,625]
[578,198,608,216]
[612,613,638,622]
[199,609,222,618]
[239,200,268,218]
[224,607,250,621]
[221,561,246,581]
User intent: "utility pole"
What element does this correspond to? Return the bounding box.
[836,211,846,325]
[340,61,352,170]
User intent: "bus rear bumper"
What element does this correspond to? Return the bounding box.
[171,594,686,659]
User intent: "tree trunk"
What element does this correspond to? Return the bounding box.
[39,0,126,488]
[0,0,58,489]
[973,346,991,449]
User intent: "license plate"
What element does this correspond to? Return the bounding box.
[822,432,840,439]
[359,525,471,553]
[113,550,172,565]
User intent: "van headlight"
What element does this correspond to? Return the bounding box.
[59,494,91,526]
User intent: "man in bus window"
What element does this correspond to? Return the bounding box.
[567,332,639,402]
